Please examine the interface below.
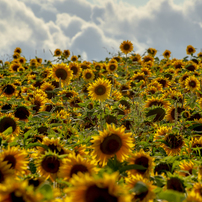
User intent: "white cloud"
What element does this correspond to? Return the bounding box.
[0,0,202,62]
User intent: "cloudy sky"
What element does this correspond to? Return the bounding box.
[0,0,202,62]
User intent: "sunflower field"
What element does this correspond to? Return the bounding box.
[1,42,202,202]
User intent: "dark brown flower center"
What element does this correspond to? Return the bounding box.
[109,65,116,71]
[56,50,61,55]
[14,107,29,120]
[167,177,185,193]
[134,157,149,174]
[94,85,106,95]
[85,185,118,202]
[100,134,122,155]
[0,171,5,183]
[33,100,41,112]
[41,156,60,173]
[10,191,26,202]
[47,144,65,155]
[55,68,68,80]
[165,134,183,149]
[4,155,16,169]
[123,44,130,50]
[70,164,89,177]
[189,81,196,88]
[71,66,78,75]
[85,72,92,79]
[0,117,17,133]
[3,85,15,95]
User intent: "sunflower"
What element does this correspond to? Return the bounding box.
[186,45,196,55]
[166,176,185,193]
[30,94,48,113]
[120,83,131,96]
[186,61,198,71]
[126,174,156,202]
[147,47,157,57]
[52,62,73,85]
[1,84,18,98]
[69,62,82,79]
[190,137,202,156]
[193,183,202,198]
[147,80,163,91]
[40,82,56,99]
[82,69,95,82]
[172,60,184,69]
[145,97,170,109]
[178,160,195,177]
[91,124,134,165]
[0,158,14,183]
[153,126,172,142]
[88,78,111,102]
[13,52,20,59]
[9,62,22,72]
[197,52,202,58]
[14,105,30,122]
[145,86,158,96]
[130,53,142,63]
[30,58,38,67]
[0,178,42,202]
[36,152,62,182]
[163,50,171,58]
[111,89,123,101]
[71,55,78,62]
[68,172,131,202]
[185,75,200,91]
[0,146,28,176]
[127,149,154,178]
[106,62,118,73]
[113,55,122,62]
[142,55,154,63]
[59,153,98,180]
[179,72,190,88]
[161,132,184,156]
[156,77,170,88]
[120,40,133,54]
[63,49,71,58]
[60,89,78,101]
[79,62,90,70]
[54,48,62,57]
[183,191,202,202]
[141,66,152,77]
[69,96,83,108]
[166,106,185,122]
[0,113,20,136]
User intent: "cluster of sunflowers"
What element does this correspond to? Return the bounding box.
[1,41,202,202]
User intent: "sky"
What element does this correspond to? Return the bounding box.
[0,0,202,63]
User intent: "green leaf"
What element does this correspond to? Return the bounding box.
[158,190,185,202]
[26,143,49,150]
[23,130,32,140]
[119,164,147,173]
[29,161,36,174]
[130,181,148,194]
[2,127,13,135]
[38,184,53,200]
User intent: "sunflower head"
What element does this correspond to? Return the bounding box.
[69,62,81,79]
[163,50,171,58]
[71,55,78,62]
[147,47,157,57]
[18,56,26,64]
[88,78,111,101]
[54,48,62,57]
[120,40,133,54]
[82,69,95,82]
[186,45,196,55]
[63,49,70,58]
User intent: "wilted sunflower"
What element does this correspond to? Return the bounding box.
[186,45,196,55]
[185,75,200,92]
[68,172,131,202]
[54,48,62,57]
[0,146,28,176]
[91,124,134,165]
[88,78,111,101]
[63,49,71,58]
[82,69,95,82]
[59,153,98,180]
[126,174,156,202]
[120,40,133,54]
[69,62,82,79]
[127,149,154,178]
[36,152,62,182]
[166,175,185,193]
[1,84,18,98]
[71,55,78,62]
[0,113,20,136]
[52,62,73,85]
[0,179,42,202]
[163,50,171,58]
[161,132,184,156]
